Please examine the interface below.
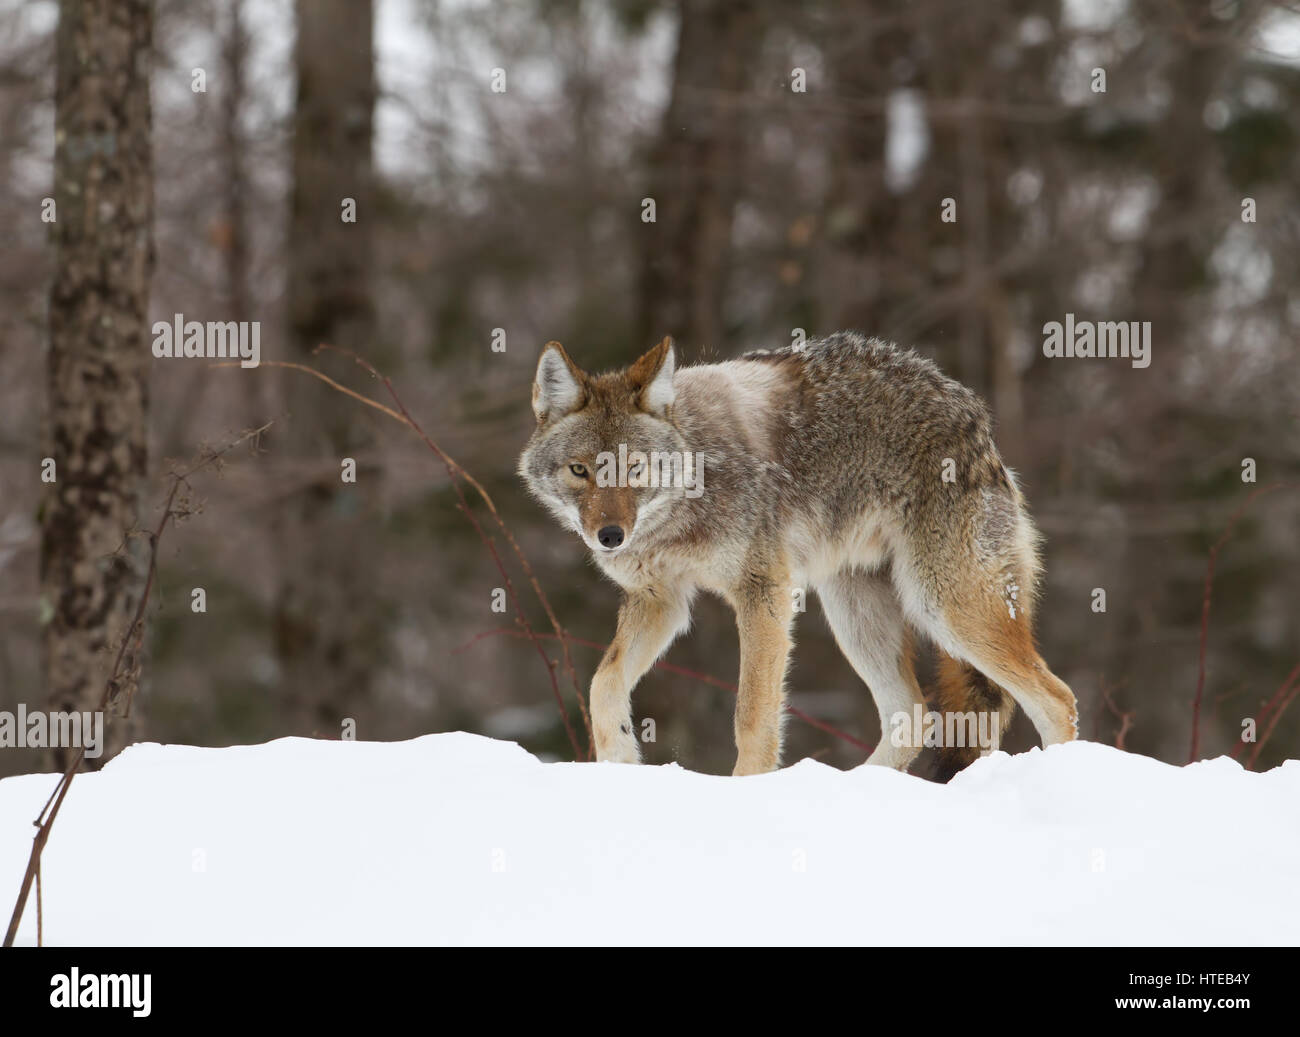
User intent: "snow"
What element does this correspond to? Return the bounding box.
[2,734,1297,945]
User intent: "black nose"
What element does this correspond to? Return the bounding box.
[597,525,625,549]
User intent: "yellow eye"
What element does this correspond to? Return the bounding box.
[568,463,588,478]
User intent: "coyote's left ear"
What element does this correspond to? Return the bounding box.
[629,336,676,418]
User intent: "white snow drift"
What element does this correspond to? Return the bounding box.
[1,734,1296,945]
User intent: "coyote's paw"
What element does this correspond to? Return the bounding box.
[732,754,779,776]
[594,726,642,765]
[864,741,919,771]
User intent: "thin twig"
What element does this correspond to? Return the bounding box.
[324,344,592,757]
[1098,678,1135,752]
[1236,662,1300,771]
[1189,482,1296,762]
[223,349,594,758]
[3,422,272,947]
[212,360,408,425]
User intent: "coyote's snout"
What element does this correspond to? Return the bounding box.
[518,338,689,557]
[518,332,1079,777]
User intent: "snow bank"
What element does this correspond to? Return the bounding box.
[1,734,1297,945]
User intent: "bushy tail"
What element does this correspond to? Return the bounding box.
[929,650,1016,783]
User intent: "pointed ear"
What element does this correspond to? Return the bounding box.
[629,336,676,418]
[532,341,585,423]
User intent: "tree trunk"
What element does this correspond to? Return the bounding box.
[274,0,380,734]
[637,0,758,356]
[221,0,251,329]
[287,0,375,365]
[42,0,154,770]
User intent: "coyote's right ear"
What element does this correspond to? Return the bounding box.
[532,341,585,423]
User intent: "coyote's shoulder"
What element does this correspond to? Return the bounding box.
[518,332,1077,777]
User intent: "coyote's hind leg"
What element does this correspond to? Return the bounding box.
[819,567,925,771]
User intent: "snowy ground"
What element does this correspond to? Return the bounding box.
[1,734,1297,945]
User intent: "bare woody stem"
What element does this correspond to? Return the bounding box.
[216,350,594,759]
[1188,482,1297,763]
[4,422,273,948]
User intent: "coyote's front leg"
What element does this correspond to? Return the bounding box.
[590,589,689,764]
[732,575,794,776]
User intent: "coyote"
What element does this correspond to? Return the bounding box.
[518,332,1078,777]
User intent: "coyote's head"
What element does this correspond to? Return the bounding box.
[518,338,691,556]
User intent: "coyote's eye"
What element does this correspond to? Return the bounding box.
[568,462,588,478]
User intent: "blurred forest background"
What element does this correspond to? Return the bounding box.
[1,0,1298,778]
